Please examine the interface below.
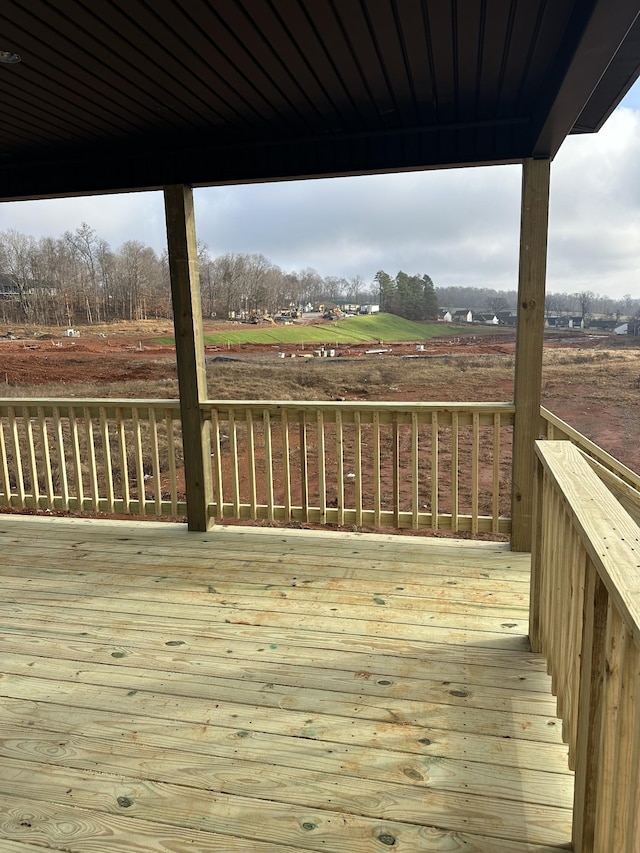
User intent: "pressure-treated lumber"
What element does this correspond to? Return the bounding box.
[164,184,213,530]
[0,514,573,852]
[533,440,640,852]
[512,158,551,551]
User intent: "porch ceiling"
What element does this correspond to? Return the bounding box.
[0,0,639,200]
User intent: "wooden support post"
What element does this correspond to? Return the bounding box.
[164,184,213,531]
[511,158,550,552]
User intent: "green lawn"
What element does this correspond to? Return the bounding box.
[156,314,469,346]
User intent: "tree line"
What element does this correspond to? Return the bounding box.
[438,286,640,320]
[1,224,637,326]
[0,226,382,326]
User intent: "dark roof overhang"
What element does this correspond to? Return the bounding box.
[0,0,638,201]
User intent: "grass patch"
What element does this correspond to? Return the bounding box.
[156,314,469,346]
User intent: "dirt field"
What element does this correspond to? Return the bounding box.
[1,318,639,476]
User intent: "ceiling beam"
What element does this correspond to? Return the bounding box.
[0,123,530,201]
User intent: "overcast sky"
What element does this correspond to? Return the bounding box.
[1,82,639,299]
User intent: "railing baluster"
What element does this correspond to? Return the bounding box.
[299,412,308,523]
[492,412,501,532]
[354,410,362,528]
[336,409,344,526]
[264,408,274,522]
[593,604,626,850]
[165,409,178,516]
[451,411,459,531]
[85,407,99,511]
[573,564,608,853]
[23,406,39,508]
[392,413,400,528]
[246,409,257,519]
[148,406,161,516]
[317,409,326,524]
[100,406,115,515]
[211,407,224,520]
[38,405,54,508]
[132,406,146,515]
[431,411,438,531]
[116,407,130,513]
[8,407,25,508]
[619,649,640,852]
[282,409,291,521]
[229,408,240,518]
[0,417,10,506]
[373,411,381,527]
[69,408,84,510]
[539,474,557,663]
[553,508,571,708]
[53,406,70,512]
[411,411,419,529]
[566,536,587,768]
[471,410,479,534]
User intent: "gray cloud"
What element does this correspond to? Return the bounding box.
[547,108,640,295]
[194,165,523,291]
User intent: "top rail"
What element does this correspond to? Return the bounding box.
[534,441,640,644]
[0,399,181,418]
[540,406,640,492]
[202,400,515,426]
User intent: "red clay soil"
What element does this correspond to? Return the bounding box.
[1,322,638,478]
[0,326,591,386]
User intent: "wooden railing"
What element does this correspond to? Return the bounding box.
[531,441,640,852]
[0,400,185,517]
[204,401,513,534]
[540,406,640,493]
[0,398,514,532]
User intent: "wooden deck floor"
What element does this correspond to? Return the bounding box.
[0,515,573,852]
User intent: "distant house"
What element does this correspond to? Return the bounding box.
[452,309,473,323]
[439,308,452,322]
[473,313,499,325]
[546,314,585,329]
[587,318,618,332]
[628,318,640,336]
[545,315,567,328]
[496,311,518,326]
[0,275,19,299]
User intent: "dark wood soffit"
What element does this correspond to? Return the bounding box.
[0,0,638,200]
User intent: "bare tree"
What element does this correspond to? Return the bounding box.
[574,290,595,321]
[486,295,509,315]
[0,230,37,319]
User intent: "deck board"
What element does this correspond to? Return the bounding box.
[0,516,573,852]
